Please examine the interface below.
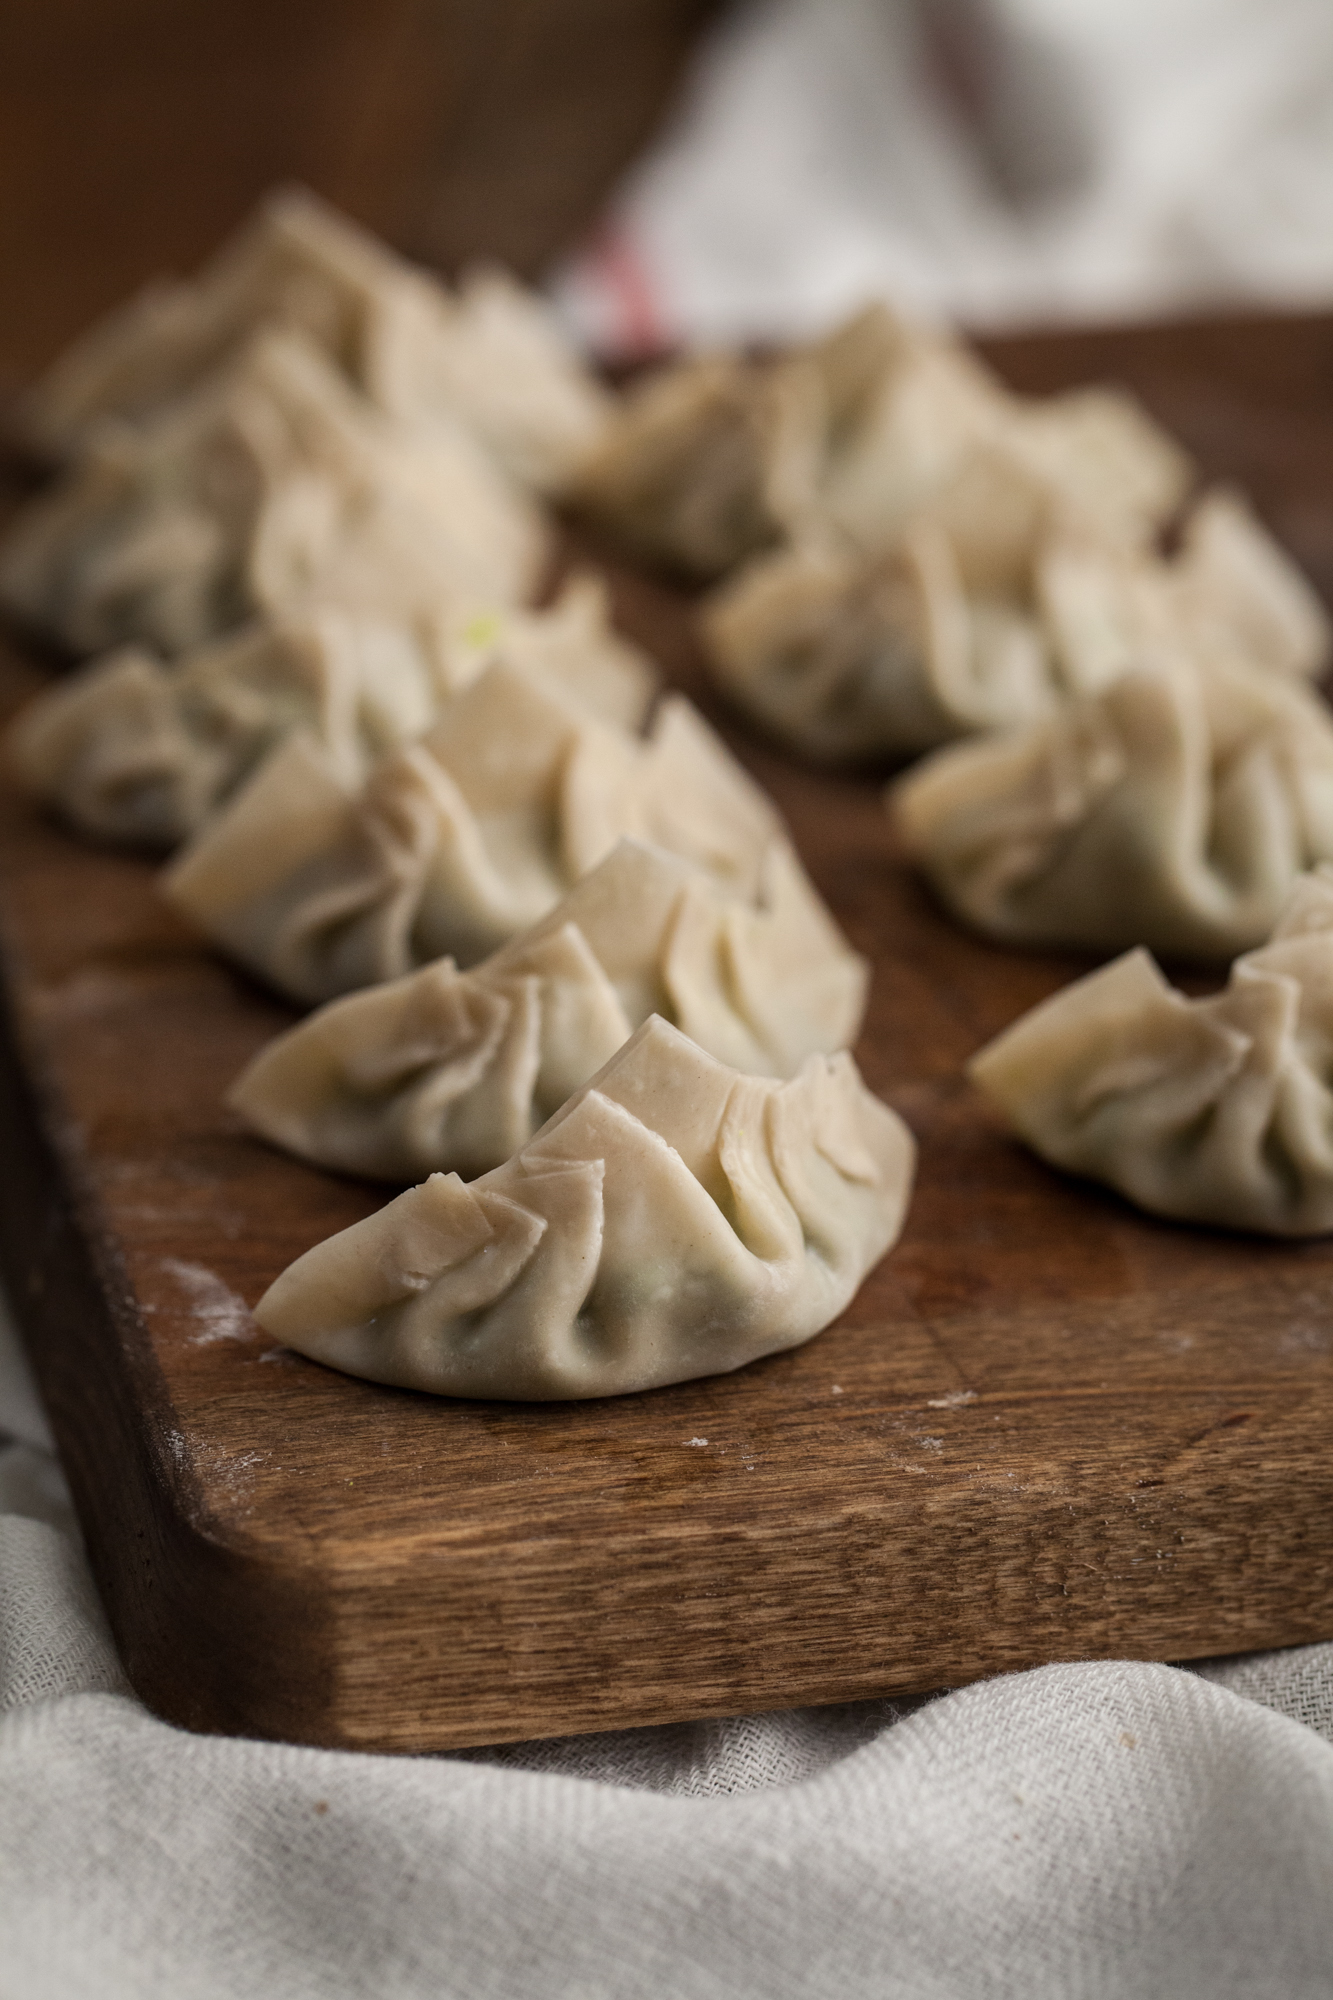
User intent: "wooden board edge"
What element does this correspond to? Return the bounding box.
[0,934,343,1739]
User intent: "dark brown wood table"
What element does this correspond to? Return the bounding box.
[4,314,1333,1752]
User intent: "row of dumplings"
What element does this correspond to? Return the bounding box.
[571,294,1333,1248]
[575,300,1333,964]
[0,191,916,1399]
[10,187,1333,1393]
[574,300,1325,747]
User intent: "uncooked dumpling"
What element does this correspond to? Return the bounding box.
[1037,487,1331,697]
[804,308,1189,555]
[703,447,1063,761]
[0,327,545,655]
[704,481,1329,764]
[162,660,788,1003]
[229,837,870,1181]
[19,186,611,492]
[253,1014,915,1399]
[970,867,1333,1236]
[6,609,453,847]
[1168,487,1330,683]
[987,383,1192,554]
[566,352,812,579]
[807,307,1017,556]
[890,659,1333,961]
[18,185,427,454]
[570,295,1189,597]
[703,525,1053,763]
[795,304,1187,554]
[567,305,1005,581]
[387,262,613,494]
[6,572,655,850]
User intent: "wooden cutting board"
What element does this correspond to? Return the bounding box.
[4,314,1333,1753]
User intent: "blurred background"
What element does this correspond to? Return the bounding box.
[0,0,718,379]
[5,0,1333,381]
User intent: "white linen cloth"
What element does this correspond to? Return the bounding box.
[554,0,1333,355]
[4,1288,1333,1998]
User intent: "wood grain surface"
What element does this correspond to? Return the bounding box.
[4,316,1333,1752]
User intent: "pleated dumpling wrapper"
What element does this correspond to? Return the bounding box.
[229,837,870,1181]
[5,610,451,849]
[704,482,1330,764]
[18,185,611,492]
[569,300,1189,584]
[566,305,1014,581]
[392,262,614,495]
[162,659,793,1004]
[6,574,655,850]
[810,311,1189,560]
[890,658,1333,962]
[254,1016,915,1399]
[969,868,1333,1236]
[703,448,1063,762]
[565,346,822,580]
[1039,487,1330,691]
[0,326,545,656]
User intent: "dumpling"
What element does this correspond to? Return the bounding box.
[5,609,453,847]
[18,186,612,492]
[806,307,1018,556]
[569,293,1189,594]
[702,523,1052,763]
[969,867,1333,1236]
[1167,487,1330,683]
[751,303,1188,560]
[162,659,789,1003]
[565,351,811,580]
[566,305,996,581]
[252,1014,915,1399]
[702,448,1064,761]
[1037,487,1330,697]
[704,480,1328,764]
[986,382,1192,554]
[383,263,613,494]
[228,836,870,1181]
[5,573,656,850]
[0,327,546,655]
[16,185,427,455]
[890,659,1333,961]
